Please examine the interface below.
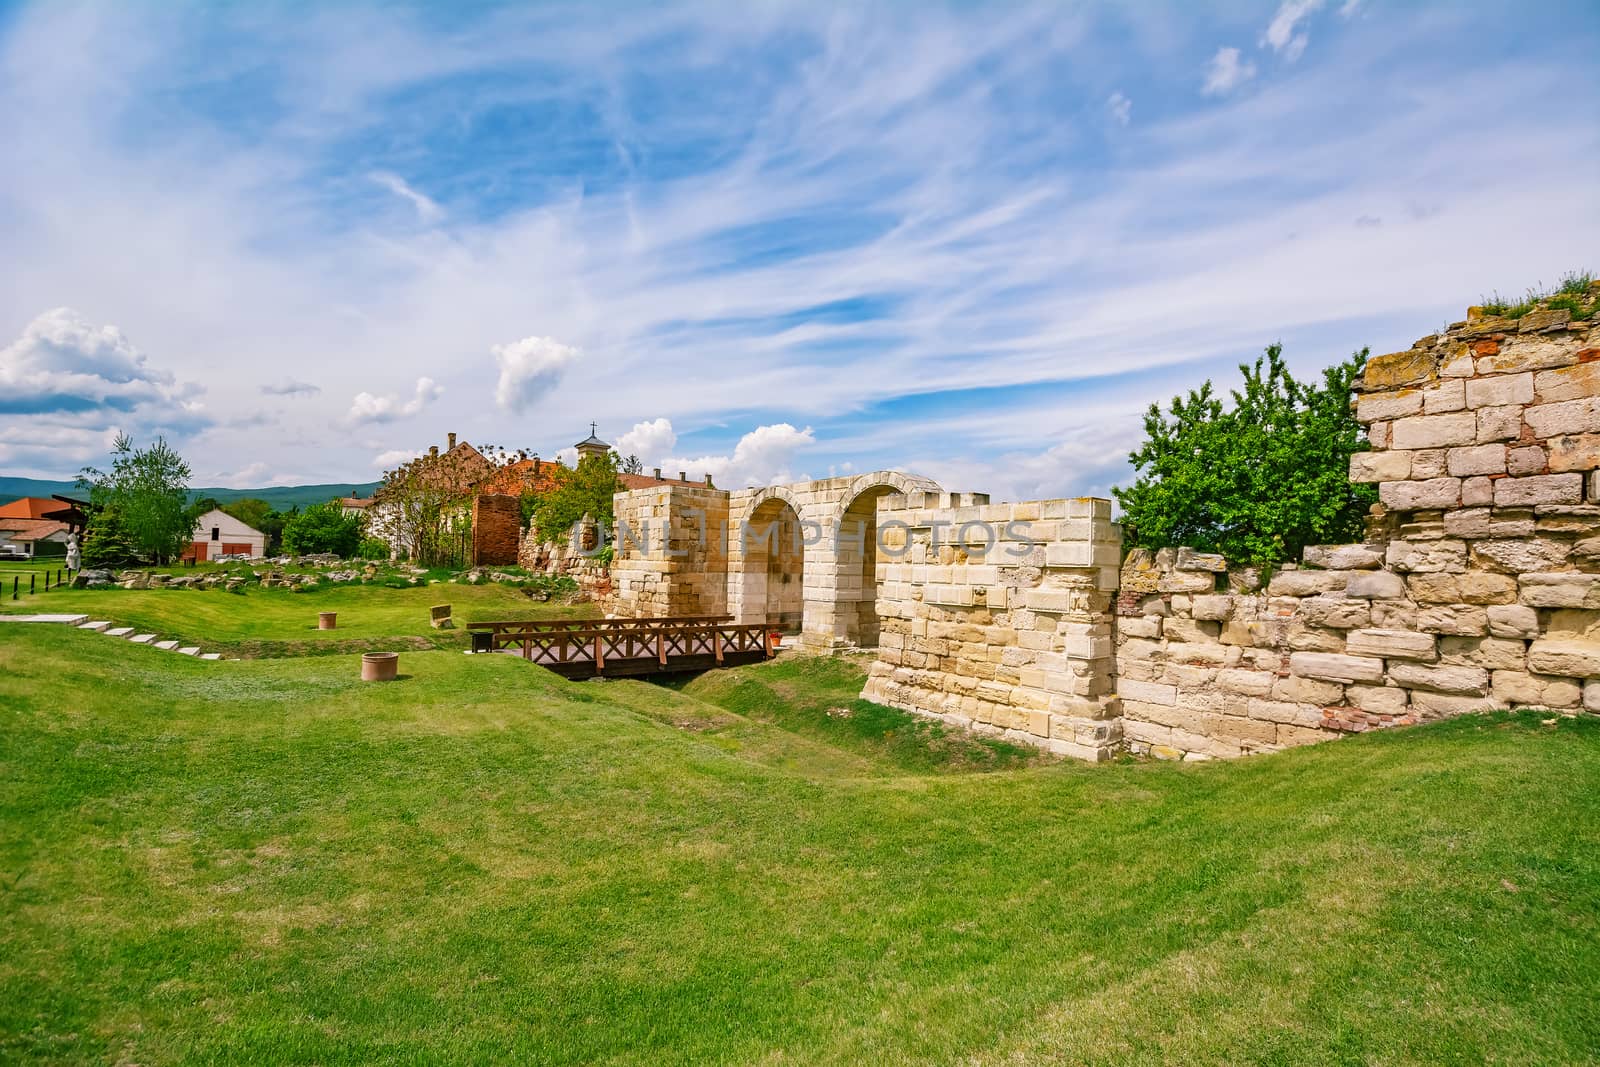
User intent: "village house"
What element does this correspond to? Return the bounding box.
[0,497,77,558]
[185,507,267,561]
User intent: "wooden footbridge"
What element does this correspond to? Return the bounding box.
[466,615,777,679]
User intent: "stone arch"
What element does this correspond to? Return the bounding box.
[730,488,806,632]
[829,471,940,648]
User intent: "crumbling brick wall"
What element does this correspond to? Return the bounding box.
[471,494,522,567]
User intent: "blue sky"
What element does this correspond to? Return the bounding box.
[1,1,1597,499]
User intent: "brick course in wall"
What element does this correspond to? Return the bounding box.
[471,494,522,567]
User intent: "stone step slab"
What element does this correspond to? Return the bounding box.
[153,640,179,651]
[129,634,156,644]
[177,647,200,656]
[200,653,222,660]
[78,620,112,632]
[104,627,133,638]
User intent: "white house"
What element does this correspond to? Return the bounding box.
[188,508,266,561]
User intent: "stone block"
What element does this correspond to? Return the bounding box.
[1438,636,1528,671]
[1526,639,1600,678]
[1363,350,1437,389]
[1457,572,1519,605]
[1586,679,1600,712]
[1417,604,1488,636]
[1519,308,1574,333]
[1345,683,1408,714]
[1345,628,1438,661]
[1408,691,1501,717]
[1487,603,1540,639]
[1302,544,1385,570]
[1266,570,1347,596]
[1371,599,1418,629]
[1491,670,1580,708]
[1440,345,1475,377]
[1379,478,1461,510]
[1289,651,1385,684]
[1409,450,1448,479]
[1391,412,1477,450]
[1492,474,1585,507]
[1472,537,1570,574]
[1155,570,1214,594]
[1519,572,1600,609]
[1300,595,1370,629]
[1288,624,1346,653]
[1118,679,1177,706]
[1477,339,1578,374]
[1533,363,1600,404]
[1445,444,1506,477]
[1349,451,1413,483]
[1464,372,1533,409]
[1387,661,1490,695]
[1118,615,1163,640]
[1175,547,1228,572]
[1345,570,1406,599]
[1547,434,1600,473]
[1476,405,1523,442]
[1191,595,1234,621]
[1216,668,1276,697]
[1271,674,1343,705]
[1506,445,1549,476]
[1525,397,1600,438]
[1422,378,1466,414]
[1357,388,1424,422]
[1385,539,1467,574]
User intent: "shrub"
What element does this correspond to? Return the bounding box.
[1113,344,1377,567]
[358,537,391,560]
[282,502,363,557]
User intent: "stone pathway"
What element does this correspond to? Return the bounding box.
[0,614,231,661]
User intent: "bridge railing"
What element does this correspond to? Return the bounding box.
[467,616,773,676]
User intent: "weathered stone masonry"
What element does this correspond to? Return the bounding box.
[1114,300,1600,760]
[568,296,1597,762]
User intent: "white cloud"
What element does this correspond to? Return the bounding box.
[614,417,678,463]
[553,446,579,466]
[1263,0,1323,62]
[372,447,422,469]
[665,423,816,488]
[1107,90,1132,126]
[0,307,202,419]
[260,378,320,397]
[370,171,442,223]
[492,335,580,413]
[1338,0,1361,18]
[348,376,442,424]
[1202,47,1257,95]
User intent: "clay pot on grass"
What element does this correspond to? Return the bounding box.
[361,652,399,681]
[319,611,338,630]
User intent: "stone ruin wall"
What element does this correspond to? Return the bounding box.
[860,495,1125,761]
[1114,303,1600,760]
[603,485,730,618]
[470,494,523,567]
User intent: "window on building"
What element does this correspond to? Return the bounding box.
[212,527,220,541]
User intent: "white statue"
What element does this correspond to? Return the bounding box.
[65,531,80,572]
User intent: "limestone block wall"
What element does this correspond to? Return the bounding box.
[1116,298,1600,761]
[605,485,729,618]
[861,496,1124,761]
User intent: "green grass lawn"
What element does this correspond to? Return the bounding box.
[1,627,1597,1064]
[0,578,587,657]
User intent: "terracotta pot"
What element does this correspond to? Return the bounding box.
[361,651,399,681]
[319,611,338,630]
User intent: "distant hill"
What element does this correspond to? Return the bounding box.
[0,475,382,512]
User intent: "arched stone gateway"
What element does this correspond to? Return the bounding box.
[603,470,1124,761]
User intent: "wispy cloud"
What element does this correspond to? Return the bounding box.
[1202,46,1256,95]
[370,171,442,223]
[1106,90,1132,126]
[261,378,320,397]
[1263,0,1324,62]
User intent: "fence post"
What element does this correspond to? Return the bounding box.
[11,576,16,600]
[30,575,35,595]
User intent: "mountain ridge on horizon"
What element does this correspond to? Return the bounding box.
[0,474,382,512]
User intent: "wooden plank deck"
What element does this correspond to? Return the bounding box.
[468,616,773,679]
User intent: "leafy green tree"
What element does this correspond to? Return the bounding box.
[78,434,198,564]
[531,451,621,539]
[79,502,141,567]
[282,501,363,557]
[1113,344,1377,567]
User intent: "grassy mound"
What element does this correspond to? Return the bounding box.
[1,628,1596,1063]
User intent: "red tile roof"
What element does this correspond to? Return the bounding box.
[0,497,64,519]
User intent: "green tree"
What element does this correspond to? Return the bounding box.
[222,497,287,553]
[531,451,621,540]
[78,434,198,564]
[621,453,644,475]
[79,502,141,568]
[1112,344,1377,567]
[282,501,363,557]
